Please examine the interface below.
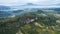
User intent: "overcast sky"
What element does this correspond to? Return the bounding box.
[0,0,60,6]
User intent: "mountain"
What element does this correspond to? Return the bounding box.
[0,5,10,10]
[22,3,38,6]
[54,3,60,6]
[0,11,12,18]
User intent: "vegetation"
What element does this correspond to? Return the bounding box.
[0,9,60,34]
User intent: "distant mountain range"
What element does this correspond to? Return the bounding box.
[0,11,12,18]
[22,3,39,6]
[0,5,11,10]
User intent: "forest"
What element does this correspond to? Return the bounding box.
[0,9,60,34]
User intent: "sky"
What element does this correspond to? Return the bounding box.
[0,0,60,6]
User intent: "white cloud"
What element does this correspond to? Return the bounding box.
[0,0,60,6]
[35,0,60,5]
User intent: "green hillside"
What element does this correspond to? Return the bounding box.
[0,10,60,34]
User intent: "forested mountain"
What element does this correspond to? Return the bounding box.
[0,9,60,34]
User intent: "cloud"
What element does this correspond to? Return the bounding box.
[0,0,60,6]
[34,0,60,5]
